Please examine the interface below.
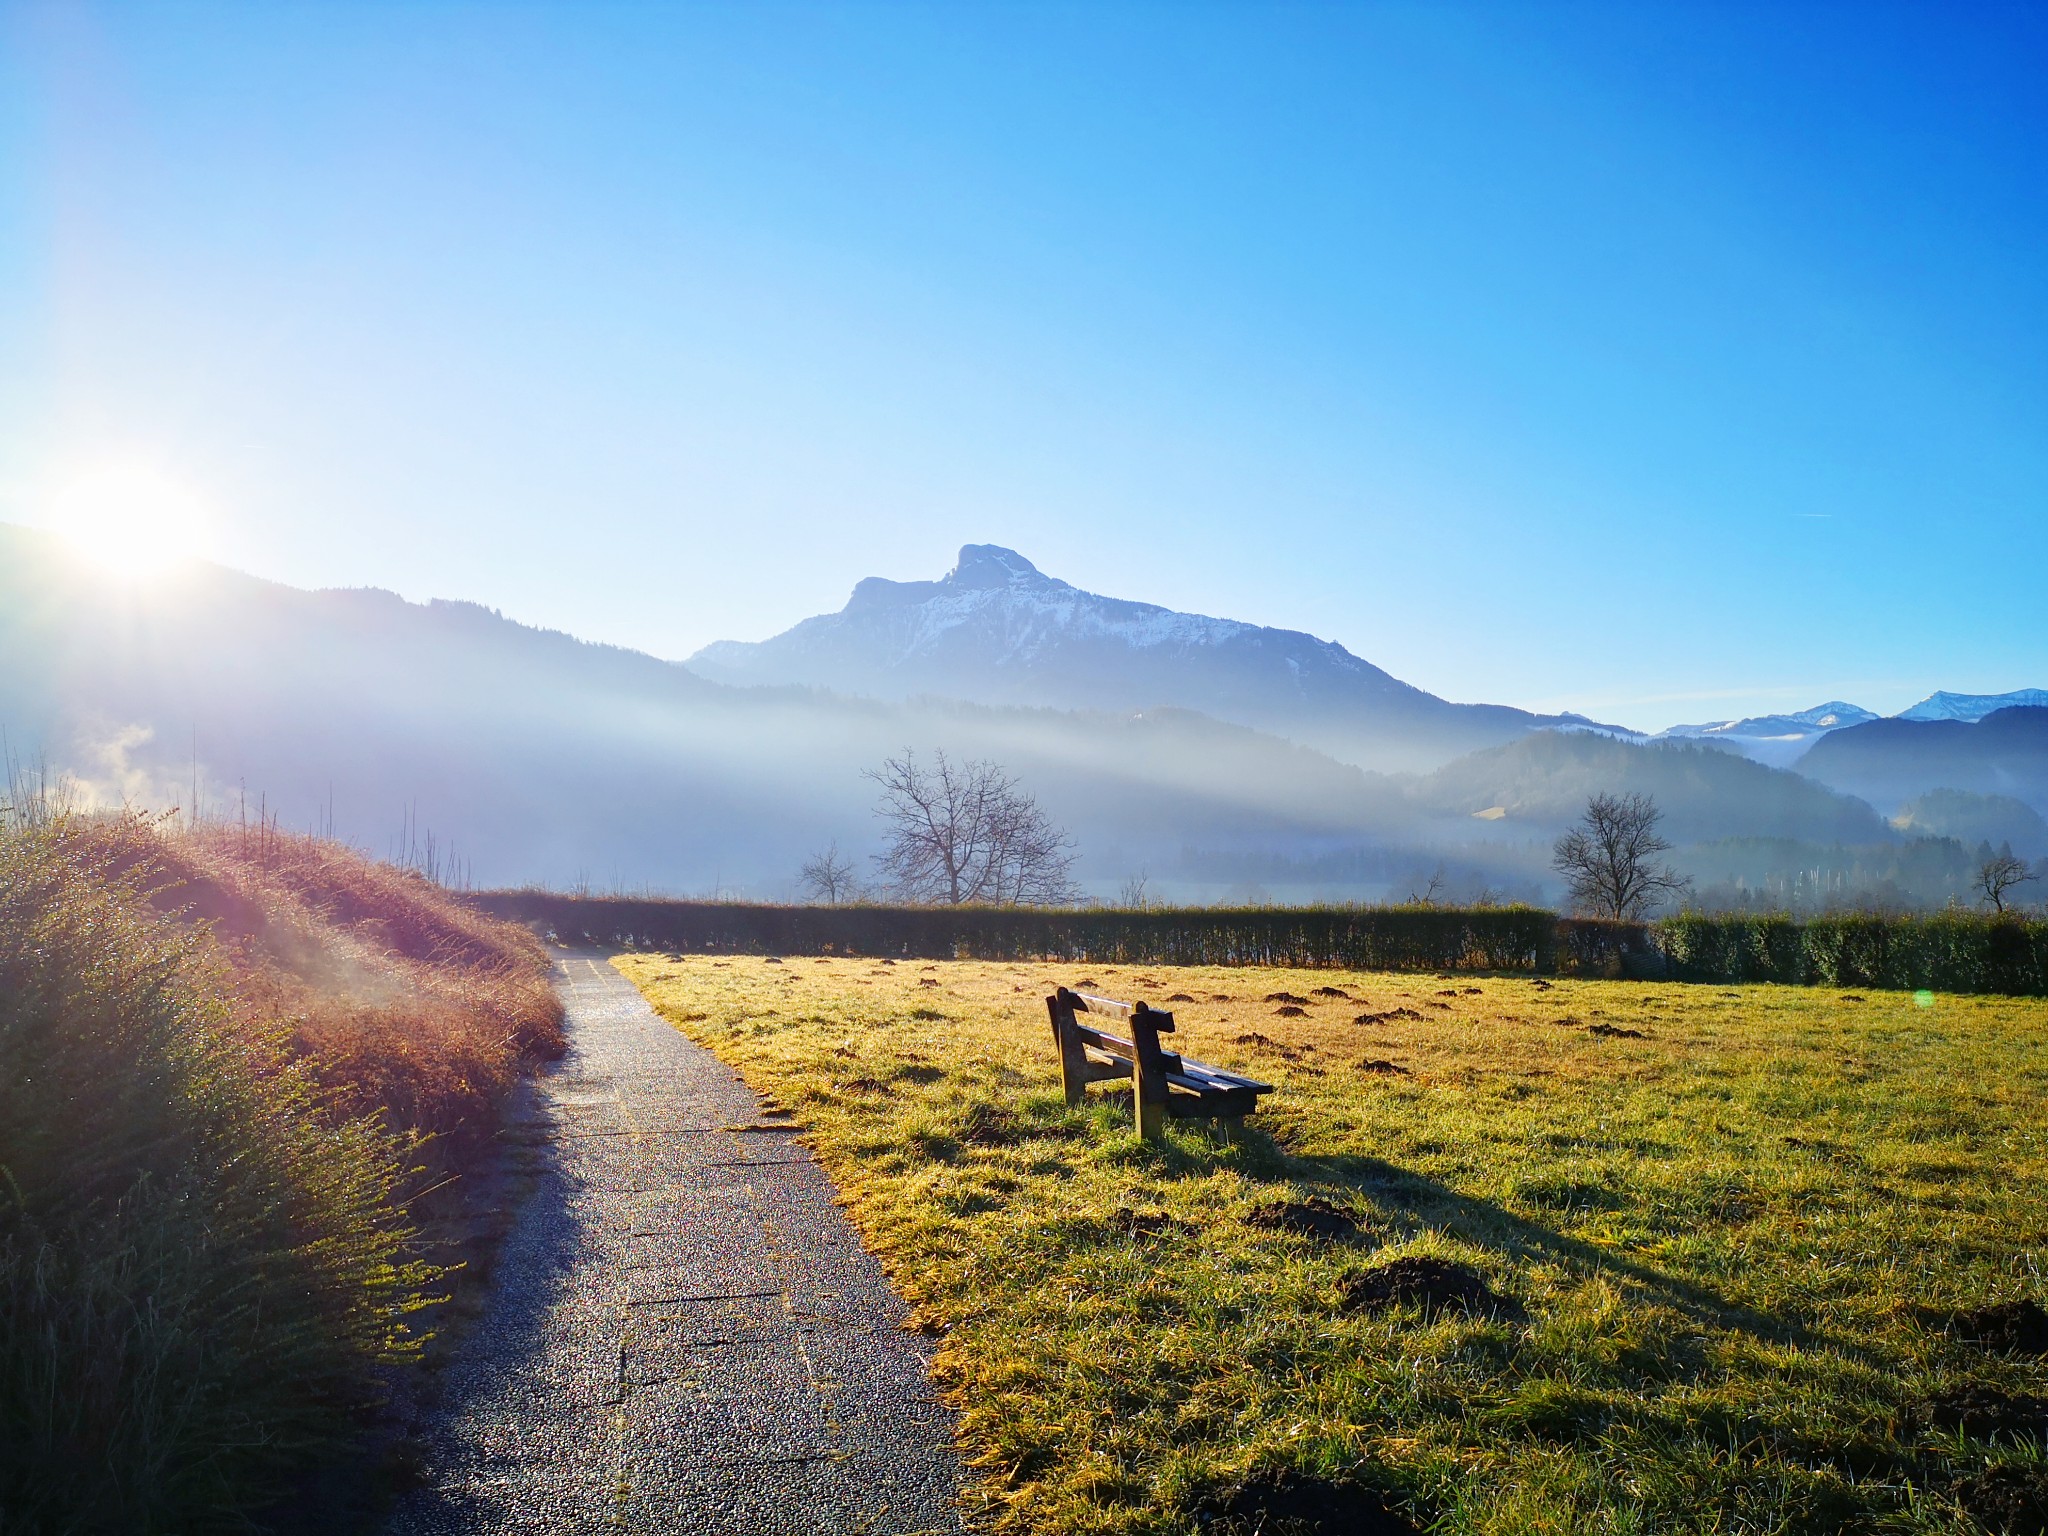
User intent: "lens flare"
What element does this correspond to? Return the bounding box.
[49,462,210,581]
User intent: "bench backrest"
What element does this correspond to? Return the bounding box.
[1050,987,1179,1072]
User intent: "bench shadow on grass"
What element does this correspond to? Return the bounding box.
[1086,1097,1817,1352]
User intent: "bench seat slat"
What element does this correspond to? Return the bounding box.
[1169,1059,1274,1095]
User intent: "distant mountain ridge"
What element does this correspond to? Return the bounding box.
[1653,702,1880,768]
[1638,691,2047,769]
[689,544,1602,772]
[1795,706,2048,815]
[1898,689,2048,723]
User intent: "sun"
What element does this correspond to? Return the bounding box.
[48,462,212,581]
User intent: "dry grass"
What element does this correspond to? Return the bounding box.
[619,952,2048,1535]
[87,817,563,1162]
[1,814,563,1533]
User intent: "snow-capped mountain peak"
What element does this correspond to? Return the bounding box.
[1897,689,2048,723]
[1652,701,1879,768]
[687,543,1592,771]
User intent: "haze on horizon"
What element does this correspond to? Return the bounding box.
[2,2,2043,733]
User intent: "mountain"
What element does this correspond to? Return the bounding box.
[1796,707,2048,814]
[6,523,2001,910]
[687,544,1601,773]
[0,524,1411,898]
[1654,702,1878,769]
[1412,730,1892,847]
[1897,689,2048,723]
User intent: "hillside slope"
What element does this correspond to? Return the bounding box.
[1413,731,1892,846]
[1796,707,2048,813]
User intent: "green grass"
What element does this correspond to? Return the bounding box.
[619,952,2048,1535]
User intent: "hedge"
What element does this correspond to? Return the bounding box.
[1658,910,2048,994]
[470,894,1558,974]
[470,893,2048,995]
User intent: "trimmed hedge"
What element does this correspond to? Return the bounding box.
[471,894,1558,974]
[471,893,2048,995]
[1659,910,2048,994]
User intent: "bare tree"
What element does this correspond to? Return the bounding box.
[1977,849,2039,913]
[865,749,1079,905]
[799,841,860,904]
[1552,792,1692,919]
[1117,871,1150,910]
[1407,865,1447,907]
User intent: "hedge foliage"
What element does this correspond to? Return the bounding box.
[473,894,1558,973]
[1658,910,2048,994]
[477,893,2048,996]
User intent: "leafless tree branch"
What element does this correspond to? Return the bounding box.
[1977,849,2039,913]
[864,749,1079,906]
[1552,791,1692,920]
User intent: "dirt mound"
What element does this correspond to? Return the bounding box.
[1209,992,1233,1002]
[1434,988,1460,997]
[1247,1197,1360,1242]
[1354,1059,1411,1076]
[1950,1300,2048,1355]
[1313,986,1353,999]
[1955,1464,2048,1534]
[1274,1004,1309,1017]
[1338,1257,1521,1319]
[1354,1007,1422,1025]
[917,977,940,988]
[1073,978,1099,988]
[1164,992,1196,1002]
[1929,1386,2048,1439]
[1586,1022,1646,1039]
[1531,979,1553,990]
[1265,991,1311,1004]
[1202,1468,1420,1535]
[1235,1032,1307,1059]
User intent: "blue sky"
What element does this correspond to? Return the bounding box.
[3,2,2043,731]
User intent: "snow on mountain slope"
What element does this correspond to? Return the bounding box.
[1898,689,2048,723]
[688,544,1596,773]
[1653,702,1879,768]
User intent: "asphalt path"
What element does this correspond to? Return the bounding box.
[387,951,961,1535]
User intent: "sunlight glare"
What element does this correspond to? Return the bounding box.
[49,463,212,581]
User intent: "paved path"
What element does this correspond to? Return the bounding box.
[389,952,961,1535]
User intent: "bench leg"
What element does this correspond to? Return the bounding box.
[1048,995,1089,1107]
[1133,1063,1166,1142]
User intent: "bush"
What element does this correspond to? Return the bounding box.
[0,820,433,1534]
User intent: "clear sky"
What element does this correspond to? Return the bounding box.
[3,2,2043,732]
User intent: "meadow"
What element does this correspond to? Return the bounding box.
[619,952,2048,1535]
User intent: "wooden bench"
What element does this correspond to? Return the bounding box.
[1045,986,1274,1141]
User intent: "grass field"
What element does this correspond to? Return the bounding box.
[618,952,2048,1535]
